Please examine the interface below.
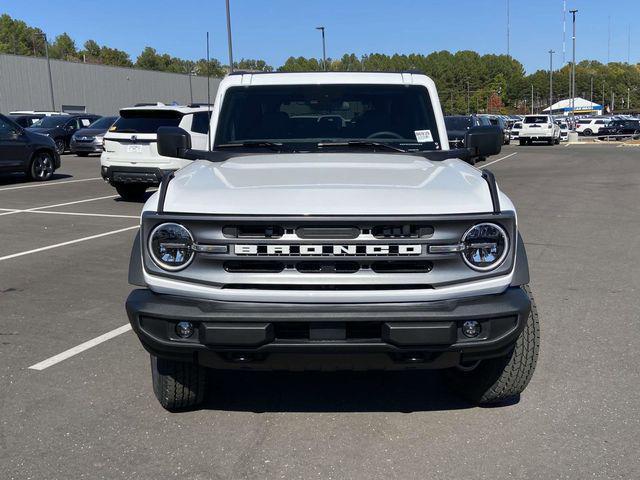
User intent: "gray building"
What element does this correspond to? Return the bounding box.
[0,53,220,115]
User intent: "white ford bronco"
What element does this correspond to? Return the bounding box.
[126,72,539,411]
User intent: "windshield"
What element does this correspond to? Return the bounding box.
[31,116,68,128]
[444,116,472,131]
[110,110,182,133]
[88,116,117,129]
[215,84,441,151]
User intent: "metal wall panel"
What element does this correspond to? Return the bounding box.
[0,54,221,115]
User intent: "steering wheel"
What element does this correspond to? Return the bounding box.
[367,131,404,139]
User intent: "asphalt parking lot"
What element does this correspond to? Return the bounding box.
[1,144,639,479]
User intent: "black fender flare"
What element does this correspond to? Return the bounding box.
[128,230,146,287]
[510,232,530,286]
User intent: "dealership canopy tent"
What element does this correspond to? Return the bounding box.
[544,97,603,116]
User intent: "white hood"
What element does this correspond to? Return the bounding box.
[156,153,501,215]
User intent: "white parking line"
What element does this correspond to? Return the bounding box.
[28,324,132,371]
[480,152,518,169]
[0,194,119,217]
[21,210,139,219]
[0,225,138,262]
[0,177,101,192]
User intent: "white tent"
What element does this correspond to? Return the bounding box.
[543,97,603,116]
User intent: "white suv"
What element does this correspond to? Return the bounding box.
[575,118,608,136]
[101,105,211,201]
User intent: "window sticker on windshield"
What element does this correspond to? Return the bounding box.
[414,130,433,143]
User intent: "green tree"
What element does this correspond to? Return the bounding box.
[234,58,273,72]
[49,32,77,60]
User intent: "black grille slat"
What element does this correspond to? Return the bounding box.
[371,261,433,273]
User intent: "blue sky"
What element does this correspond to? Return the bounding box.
[2,0,638,73]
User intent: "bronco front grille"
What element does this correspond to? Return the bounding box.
[141,213,517,289]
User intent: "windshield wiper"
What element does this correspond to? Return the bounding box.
[216,141,288,152]
[317,141,406,152]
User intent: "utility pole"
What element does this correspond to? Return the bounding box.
[590,76,593,104]
[628,25,631,64]
[570,9,578,128]
[607,16,611,64]
[628,87,631,109]
[531,84,534,114]
[225,0,234,72]
[562,0,567,63]
[37,33,56,111]
[549,49,555,115]
[506,0,510,57]
[602,81,606,112]
[316,27,327,71]
[466,81,470,114]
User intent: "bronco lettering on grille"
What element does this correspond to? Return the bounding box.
[233,245,422,256]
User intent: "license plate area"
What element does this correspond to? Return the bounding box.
[127,145,144,153]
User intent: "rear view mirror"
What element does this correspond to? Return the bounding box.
[465,125,502,158]
[157,127,192,158]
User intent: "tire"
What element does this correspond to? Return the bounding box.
[115,183,147,201]
[519,139,525,146]
[28,151,55,181]
[547,138,554,146]
[583,128,592,136]
[554,137,560,145]
[466,156,477,166]
[54,138,65,155]
[151,355,206,411]
[442,285,540,406]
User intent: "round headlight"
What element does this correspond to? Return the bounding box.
[461,223,509,271]
[148,223,194,271]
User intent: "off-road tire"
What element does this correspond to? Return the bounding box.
[443,284,540,406]
[150,355,206,411]
[115,183,147,201]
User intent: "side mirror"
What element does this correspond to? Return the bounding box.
[465,125,502,158]
[157,126,192,158]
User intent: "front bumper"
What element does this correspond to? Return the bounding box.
[101,166,175,186]
[126,287,531,370]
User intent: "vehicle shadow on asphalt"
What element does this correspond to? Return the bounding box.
[205,370,476,413]
[0,173,73,186]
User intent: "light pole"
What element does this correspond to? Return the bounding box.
[549,49,555,116]
[225,0,234,72]
[570,9,578,128]
[531,84,534,114]
[316,26,326,71]
[466,81,470,114]
[36,33,55,111]
[506,0,510,57]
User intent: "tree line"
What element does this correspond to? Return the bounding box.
[1,13,638,113]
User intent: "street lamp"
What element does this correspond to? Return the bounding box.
[226,0,234,72]
[570,9,578,128]
[36,33,55,111]
[549,49,555,116]
[316,26,327,71]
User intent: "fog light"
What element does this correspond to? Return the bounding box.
[175,321,194,338]
[462,320,481,338]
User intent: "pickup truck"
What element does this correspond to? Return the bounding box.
[518,115,561,145]
[125,72,539,411]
